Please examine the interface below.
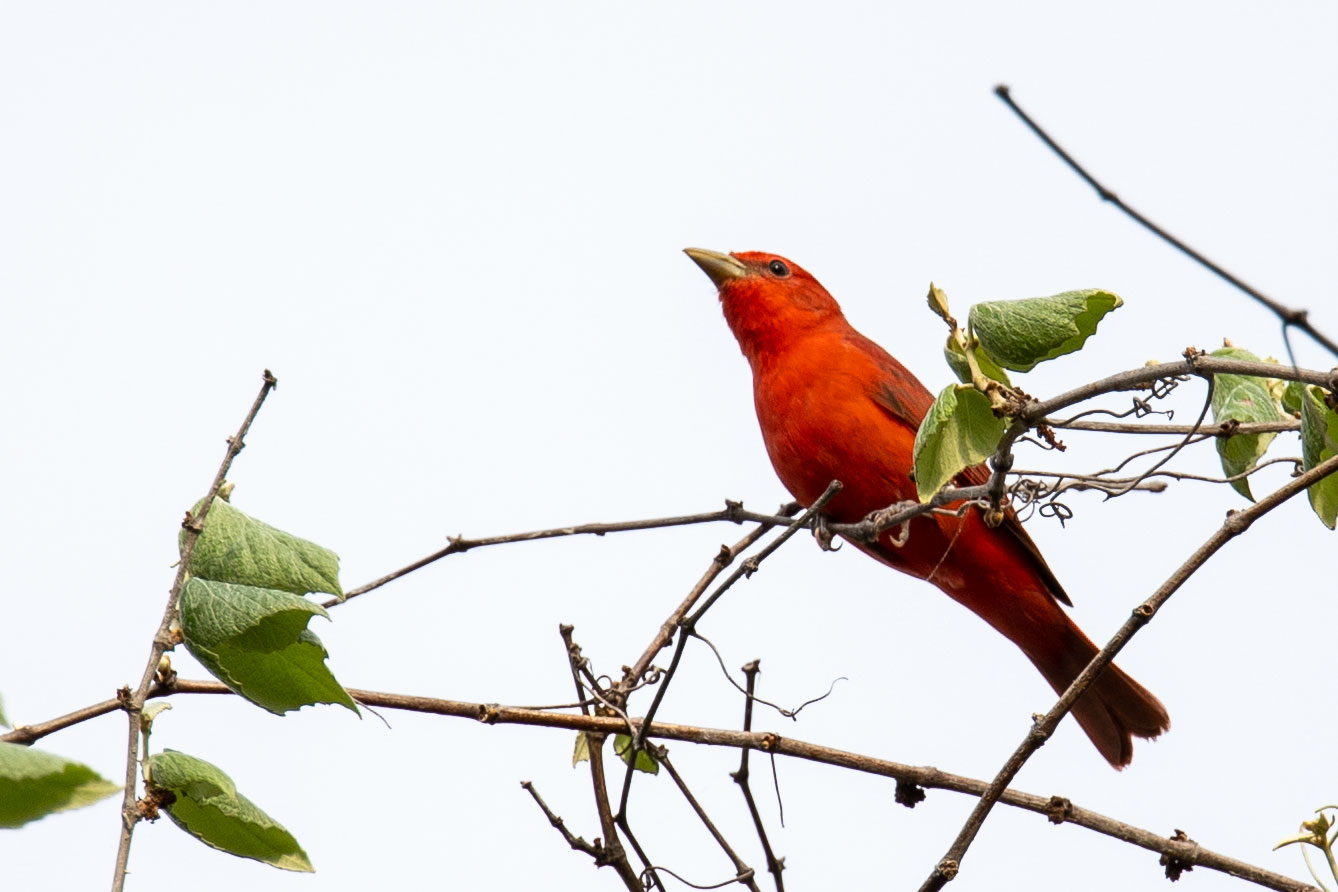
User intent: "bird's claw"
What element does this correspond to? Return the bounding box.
[812,514,842,552]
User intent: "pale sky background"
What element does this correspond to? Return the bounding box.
[3,3,1337,890]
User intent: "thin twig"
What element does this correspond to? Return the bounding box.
[100,678,1318,892]
[915,450,1338,892]
[559,626,643,891]
[1049,417,1300,436]
[520,781,605,860]
[2,697,123,745]
[995,84,1338,360]
[326,503,801,608]
[619,504,801,697]
[986,356,1335,510]
[632,483,843,758]
[1015,454,1304,496]
[613,485,842,851]
[1097,376,1213,499]
[732,661,785,892]
[659,750,761,892]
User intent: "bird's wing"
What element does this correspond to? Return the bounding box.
[860,334,1075,609]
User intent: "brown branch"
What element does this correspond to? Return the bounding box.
[1050,418,1300,436]
[111,369,277,892]
[325,502,801,608]
[560,625,645,891]
[658,750,761,892]
[1030,358,1333,419]
[985,355,1336,514]
[995,84,1338,360]
[732,661,785,892]
[915,449,1338,892]
[521,780,606,861]
[630,482,844,757]
[619,505,800,697]
[2,696,123,745]
[93,678,1316,892]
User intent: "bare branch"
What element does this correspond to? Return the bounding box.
[1050,418,1300,436]
[620,505,801,697]
[327,502,801,608]
[995,84,1338,360]
[520,781,605,861]
[103,678,1317,892]
[658,750,761,892]
[916,450,1338,892]
[732,661,785,892]
[559,626,644,891]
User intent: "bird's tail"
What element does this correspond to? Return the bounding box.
[1028,631,1169,769]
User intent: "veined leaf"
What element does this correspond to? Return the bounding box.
[184,498,342,600]
[969,290,1122,372]
[181,578,358,716]
[146,750,313,872]
[913,384,1005,501]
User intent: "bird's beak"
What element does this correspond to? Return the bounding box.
[684,248,748,288]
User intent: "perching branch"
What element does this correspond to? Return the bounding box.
[915,449,1338,892]
[110,369,278,892]
[995,84,1338,361]
[984,354,1336,516]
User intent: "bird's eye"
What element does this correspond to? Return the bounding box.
[768,260,790,277]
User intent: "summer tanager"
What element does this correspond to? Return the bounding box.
[685,248,1168,768]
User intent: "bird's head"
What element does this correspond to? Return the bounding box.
[683,248,842,361]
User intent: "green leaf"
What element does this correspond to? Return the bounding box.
[0,693,8,729]
[183,498,343,600]
[181,578,359,716]
[1300,386,1338,530]
[913,384,1006,502]
[0,742,120,827]
[969,290,1123,372]
[612,734,659,775]
[1209,346,1285,500]
[943,336,1012,386]
[572,731,591,767]
[1282,379,1306,416]
[146,750,313,872]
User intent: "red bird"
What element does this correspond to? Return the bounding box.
[685,248,1168,768]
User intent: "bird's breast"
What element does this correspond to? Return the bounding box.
[751,354,918,521]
